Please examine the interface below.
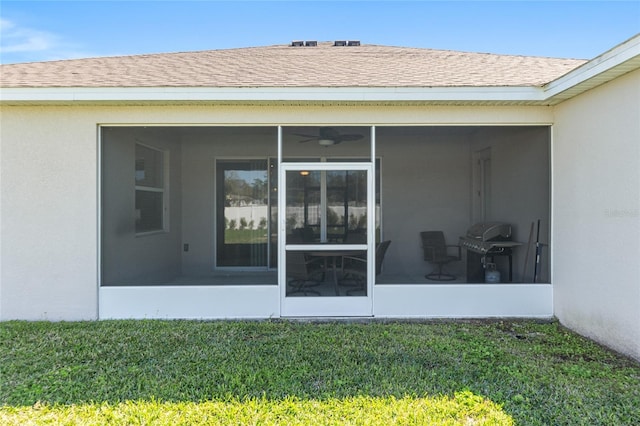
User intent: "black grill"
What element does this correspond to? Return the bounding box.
[460,222,521,282]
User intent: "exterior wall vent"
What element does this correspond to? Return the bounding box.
[334,40,360,47]
[291,40,318,47]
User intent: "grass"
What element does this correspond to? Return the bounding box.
[1,320,639,425]
[224,229,268,244]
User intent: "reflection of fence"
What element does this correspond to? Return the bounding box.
[285,206,379,230]
[225,206,268,229]
[225,205,379,230]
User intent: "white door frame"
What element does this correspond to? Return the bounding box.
[278,125,376,317]
[278,162,374,316]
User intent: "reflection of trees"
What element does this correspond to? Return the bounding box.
[327,208,342,225]
[349,212,367,230]
[286,170,368,231]
[286,216,298,231]
[252,178,268,200]
[225,172,267,206]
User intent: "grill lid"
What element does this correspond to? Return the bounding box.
[466,222,512,241]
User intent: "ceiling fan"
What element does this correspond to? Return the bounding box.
[295,127,364,146]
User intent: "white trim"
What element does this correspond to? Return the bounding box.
[286,244,368,251]
[374,284,553,318]
[543,34,640,98]
[0,86,546,103]
[280,296,372,318]
[96,125,102,318]
[97,283,553,319]
[367,128,375,310]
[99,285,279,319]
[549,125,555,299]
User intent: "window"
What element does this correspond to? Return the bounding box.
[135,144,167,234]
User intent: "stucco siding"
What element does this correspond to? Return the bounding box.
[553,68,640,361]
[0,107,99,320]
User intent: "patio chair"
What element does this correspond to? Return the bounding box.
[340,240,391,295]
[344,229,366,244]
[286,252,325,296]
[289,226,316,243]
[420,231,461,281]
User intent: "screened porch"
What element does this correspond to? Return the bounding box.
[101,125,551,295]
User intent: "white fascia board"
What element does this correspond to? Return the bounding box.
[544,33,640,97]
[0,86,546,103]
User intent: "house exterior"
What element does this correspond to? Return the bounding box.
[1,36,639,361]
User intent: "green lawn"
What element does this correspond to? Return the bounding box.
[1,320,639,425]
[224,229,268,244]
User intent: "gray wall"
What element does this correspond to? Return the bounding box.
[377,127,471,277]
[471,126,551,283]
[180,127,277,275]
[101,127,183,285]
[377,126,550,282]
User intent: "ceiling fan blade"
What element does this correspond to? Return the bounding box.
[337,134,364,142]
[293,133,319,139]
[319,127,340,139]
[291,128,363,145]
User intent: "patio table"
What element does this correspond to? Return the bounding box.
[308,250,365,296]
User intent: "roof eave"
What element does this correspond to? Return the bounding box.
[0,86,548,105]
[543,33,640,105]
[2,34,638,106]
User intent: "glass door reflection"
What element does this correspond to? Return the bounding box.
[286,170,368,245]
[284,168,369,298]
[216,160,269,267]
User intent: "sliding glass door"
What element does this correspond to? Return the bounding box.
[216,160,270,267]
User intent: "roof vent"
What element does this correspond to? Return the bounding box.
[334,40,347,47]
[305,41,317,47]
[347,40,360,46]
[291,40,304,47]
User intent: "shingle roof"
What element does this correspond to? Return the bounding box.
[0,42,587,89]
